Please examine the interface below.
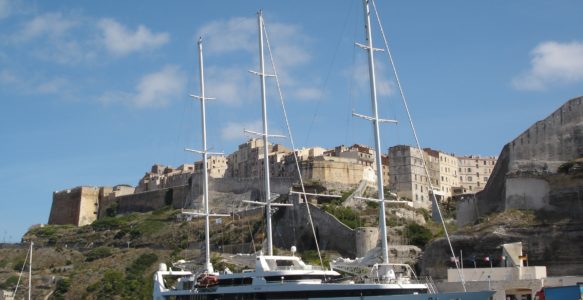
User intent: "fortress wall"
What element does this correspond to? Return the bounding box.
[460,97,583,225]
[49,188,82,225]
[273,195,356,257]
[77,187,100,226]
[505,177,550,210]
[310,158,365,186]
[48,187,101,226]
[509,96,583,172]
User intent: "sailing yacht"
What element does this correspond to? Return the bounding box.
[153,2,494,300]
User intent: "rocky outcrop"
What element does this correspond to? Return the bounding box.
[422,219,583,279]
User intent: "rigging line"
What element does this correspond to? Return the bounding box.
[13,242,30,296]
[346,22,359,146]
[371,0,467,291]
[262,19,326,271]
[305,0,356,146]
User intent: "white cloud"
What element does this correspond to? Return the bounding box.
[198,17,311,68]
[221,120,263,140]
[100,65,187,108]
[0,69,74,96]
[0,0,12,20]
[36,77,70,94]
[134,65,186,107]
[98,18,169,56]
[204,66,256,105]
[513,41,583,90]
[294,87,321,101]
[15,13,77,42]
[196,16,316,104]
[351,58,395,97]
[196,17,257,54]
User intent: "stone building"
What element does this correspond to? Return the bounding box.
[389,145,496,209]
[136,164,194,193]
[389,145,430,208]
[299,156,372,186]
[227,139,291,178]
[194,155,228,178]
[49,186,107,226]
[282,146,328,177]
[325,144,376,169]
[457,155,496,193]
[381,155,390,187]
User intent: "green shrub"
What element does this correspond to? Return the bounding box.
[13,259,25,271]
[322,204,360,229]
[84,247,113,262]
[96,270,125,298]
[91,217,126,231]
[105,202,118,217]
[126,253,158,280]
[53,278,71,300]
[0,275,19,290]
[32,226,58,238]
[405,223,432,249]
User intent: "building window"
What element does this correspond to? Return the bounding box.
[467,176,473,182]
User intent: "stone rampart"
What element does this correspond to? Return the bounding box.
[49,186,103,226]
[273,195,357,257]
[458,96,583,225]
[509,96,583,173]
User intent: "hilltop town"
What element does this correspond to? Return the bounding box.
[47,140,496,227]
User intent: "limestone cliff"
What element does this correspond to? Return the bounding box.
[457,96,583,225]
[421,210,583,279]
[430,96,583,279]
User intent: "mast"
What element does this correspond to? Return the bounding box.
[197,38,213,273]
[28,241,32,300]
[257,10,274,256]
[362,0,389,264]
[186,37,227,273]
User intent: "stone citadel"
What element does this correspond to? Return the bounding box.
[48,96,582,232]
[48,142,496,227]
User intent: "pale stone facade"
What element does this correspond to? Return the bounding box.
[326,144,376,169]
[300,156,368,185]
[194,155,228,178]
[389,145,495,209]
[389,145,430,208]
[457,155,497,193]
[227,139,291,178]
[49,186,103,226]
[136,164,194,193]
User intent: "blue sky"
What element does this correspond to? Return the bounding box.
[0,0,582,242]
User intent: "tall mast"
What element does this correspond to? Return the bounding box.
[362,0,389,264]
[186,37,226,273]
[28,241,32,300]
[197,38,213,273]
[257,10,274,256]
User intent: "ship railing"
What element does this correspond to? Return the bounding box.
[418,276,438,294]
[273,265,325,271]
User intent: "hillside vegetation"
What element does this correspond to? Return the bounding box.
[0,207,264,299]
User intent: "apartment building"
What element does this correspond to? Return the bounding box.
[457,155,497,193]
[389,145,496,209]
